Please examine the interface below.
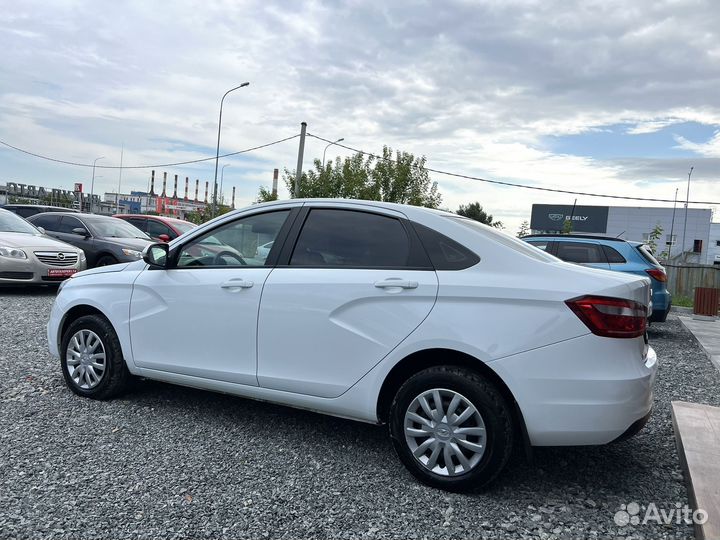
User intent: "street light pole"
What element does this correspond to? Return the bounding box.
[668,187,678,259]
[212,82,249,218]
[681,166,694,260]
[90,156,104,213]
[322,138,344,169]
[220,164,230,207]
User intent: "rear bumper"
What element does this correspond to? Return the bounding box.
[490,335,658,446]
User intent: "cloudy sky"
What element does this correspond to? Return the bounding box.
[1,0,719,232]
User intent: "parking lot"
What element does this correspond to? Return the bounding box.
[1,288,718,540]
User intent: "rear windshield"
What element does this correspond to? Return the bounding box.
[636,244,661,267]
[450,217,559,262]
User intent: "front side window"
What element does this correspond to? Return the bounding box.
[177,210,290,268]
[290,209,413,268]
[58,216,87,235]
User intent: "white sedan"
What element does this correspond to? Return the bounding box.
[47,199,657,491]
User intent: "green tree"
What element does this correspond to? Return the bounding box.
[256,186,278,203]
[517,220,530,237]
[562,219,573,234]
[280,146,442,208]
[647,223,663,255]
[456,202,503,228]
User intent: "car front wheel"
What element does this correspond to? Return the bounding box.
[60,314,130,400]
[389,366,514,492]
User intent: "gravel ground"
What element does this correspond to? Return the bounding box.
[1,288,718,540]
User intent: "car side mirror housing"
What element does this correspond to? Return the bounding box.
[37,226,46,234]
[143,243,169,268]
[158,234,171,242]
[72,227,89,237]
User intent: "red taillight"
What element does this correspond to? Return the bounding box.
[566,295,647,338]
[645,268,667,282]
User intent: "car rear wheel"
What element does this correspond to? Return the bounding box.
[389,366,514,492]
[96,255,118,267]
[60,314,130,400]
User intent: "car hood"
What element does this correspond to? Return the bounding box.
[74,262,131,278]
[0,232,80,251]
[98,237,153,250]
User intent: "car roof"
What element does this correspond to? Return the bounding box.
[522,233,629,243]
[114,214,195,225]
[2,204,79,212]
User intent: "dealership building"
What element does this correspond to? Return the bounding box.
[530,204,719,265]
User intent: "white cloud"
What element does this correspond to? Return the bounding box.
[1,0,719,233]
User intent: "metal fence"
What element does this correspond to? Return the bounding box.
[665,264,720,298]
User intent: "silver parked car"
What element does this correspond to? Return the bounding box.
[0,208,86,285]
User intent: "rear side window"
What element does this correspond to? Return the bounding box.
[636,244,661,267]
[14,207,37,218]
[555,241,605,263]
[413,222,479,270]
[602,245,626,264]
[147,220,175,239]
[31,213,62,230]
[125,218,147,232]
[291,209,424,268]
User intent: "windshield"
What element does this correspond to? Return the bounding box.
[86,217,151,239]
[0,209,41,234]
[450,216,559,262]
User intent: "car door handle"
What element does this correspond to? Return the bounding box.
[374,278,418,289]
[220,279,254,290]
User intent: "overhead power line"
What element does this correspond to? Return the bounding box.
[0,134,300,170]
[307,133,720,206]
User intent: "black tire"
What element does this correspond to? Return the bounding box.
[60,314,130,400]
[389,366,514,492]
[96,255,118,267]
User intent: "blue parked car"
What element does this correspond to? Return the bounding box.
[522,234,672,322]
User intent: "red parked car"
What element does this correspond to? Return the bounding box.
[113,214,196,242]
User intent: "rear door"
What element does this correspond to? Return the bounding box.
[256,205,439,398]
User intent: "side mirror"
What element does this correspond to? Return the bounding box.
[72,227,89,237]
[143,243,169,268]
[158,234,171,242]
[37,226,46,234]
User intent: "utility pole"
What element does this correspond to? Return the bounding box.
[668,187,678,259]
[294,122,307,198]
[116,144,124,213]
[681,166,694,261]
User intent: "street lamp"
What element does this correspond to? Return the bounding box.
[212,82,249,218]
[322,138,344,168]
[681,166,694,259]
[90,156,104,213]
[220,164,230,207]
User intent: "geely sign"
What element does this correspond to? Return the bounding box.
[531,204,609,233]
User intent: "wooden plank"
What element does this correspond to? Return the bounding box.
[672,401,720,540]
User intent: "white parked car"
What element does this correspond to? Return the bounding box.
[47,200,657,491]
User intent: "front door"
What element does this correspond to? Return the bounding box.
[257,207,439,398]
[129,209,293,385]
